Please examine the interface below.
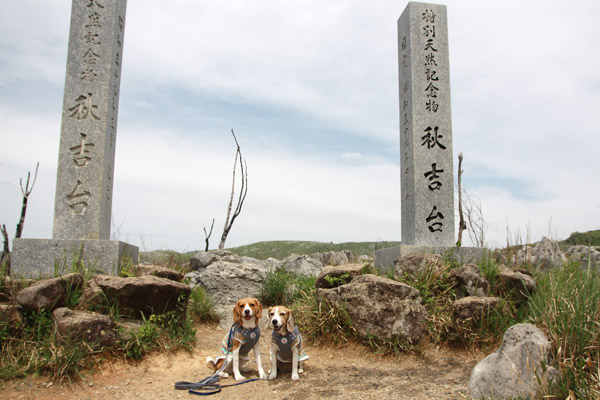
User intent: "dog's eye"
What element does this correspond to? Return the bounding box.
[280,313,286,316]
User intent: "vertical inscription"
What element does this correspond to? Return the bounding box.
[53,0,127,240]
[398,2,454,246]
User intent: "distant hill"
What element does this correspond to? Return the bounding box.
[139,240,400,264]
[560,230,600,247]
[139,230,599,265]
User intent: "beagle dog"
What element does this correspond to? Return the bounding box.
[206,298,267,381]
[267,306,309,381]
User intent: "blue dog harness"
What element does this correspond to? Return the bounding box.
[220,323,261,359]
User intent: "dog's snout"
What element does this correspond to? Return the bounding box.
[244,308,251,315]
[272,319,278,325]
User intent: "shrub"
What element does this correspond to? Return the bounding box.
[188,286,219,323]
[259,269,316,307]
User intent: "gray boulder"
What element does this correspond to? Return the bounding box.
[75,279,106,311]
[498,268,537,303]
[315,264,365,289]
[0,304,24,334]
[317,274,428,342]
[512,237,567,269]
[447,264,489,298]
[276,254,324,277]
[311,250,353,266]
[189,250,242,271]
[16,273,84,312]
[52,307,118,349]
[393,252,444,279]
[566,245,600,268]
[453,296,505,326]
[95,275,190,318]
[469,323,557,399]
[185,260,269,305]
[134,265,184,282]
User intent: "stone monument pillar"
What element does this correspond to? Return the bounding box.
[11,0,138,277]
[374,2,486,268]
[399,1,454,247]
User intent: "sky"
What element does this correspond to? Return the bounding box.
[1,0,599,253]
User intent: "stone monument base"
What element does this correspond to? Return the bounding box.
[374,245,489,270]
[11,238,138,278]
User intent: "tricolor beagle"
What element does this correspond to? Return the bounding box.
[206,297,267,381]
[266,305,309,381]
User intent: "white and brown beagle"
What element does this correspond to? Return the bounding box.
[206,297,267,381]
[266,306,309,381]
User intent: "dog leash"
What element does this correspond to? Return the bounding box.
[174,324,260,396]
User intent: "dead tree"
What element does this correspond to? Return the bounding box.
[0,162,39,274]
[456,153,467,247]
[218,129,248,250]
[203,218,215,252]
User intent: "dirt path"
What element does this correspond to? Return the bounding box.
[1,324,480,400]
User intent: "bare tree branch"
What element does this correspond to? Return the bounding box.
[218,129,248,250]
[204,218,215,252]
[15,162,39,239]
[456,152,467,247]
[1,224,10,274]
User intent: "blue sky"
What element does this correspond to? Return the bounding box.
[1,0,599,252]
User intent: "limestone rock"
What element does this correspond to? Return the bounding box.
[134,265,184,282]
[189,250,242,271]
[511,237,567,269]
[75,279,106,311]
[566,245,600,268]
[315,264,365,289]
[52,307,117,349]
[0,304,24,334]
[393,252,444,279]
[276,254,324,277]
[185,260,269,305]
[95,275,190,318]
[311,250,353,266]
[498,268,537,303]
[453,296,505,326]
[16,273,84,312]
[469,323,557,399]
[317,274,427,342]
[447,264,489,298]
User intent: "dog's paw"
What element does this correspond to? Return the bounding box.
[234,373,246,381]
[268,372,277,380]
[298,368,304,374]
[291,373,299,381]
[259,370,268,380]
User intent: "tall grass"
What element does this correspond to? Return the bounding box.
[528,260,600,398]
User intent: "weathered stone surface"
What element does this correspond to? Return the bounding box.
[315,264,365,289]
[317,274,427,342]
[498,268,537,303]
[511,237,567,269]
[452,296,505,325]
[116,317,145,342]
[185,260,269,305]
[189,250,242,271]
[566,245,600,268]
[16,273,84,312]
[134,265,184,282]
[75,279,106,311]
[311,250,353,266]
[469,323,557,399]
[0,276,35,302]
[95,275,190,318]
[0,304,24,334]
[447,264,489,298]
[52,307,117,349]
[276,254,324,277]
[393,252,444,278]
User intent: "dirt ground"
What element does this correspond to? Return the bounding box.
[1,323,481,400]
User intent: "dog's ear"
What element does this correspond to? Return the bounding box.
[233,301,242,326]
[286,309,295,333]
[254,298,263,322]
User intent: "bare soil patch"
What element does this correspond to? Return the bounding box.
[1,323,480,399]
